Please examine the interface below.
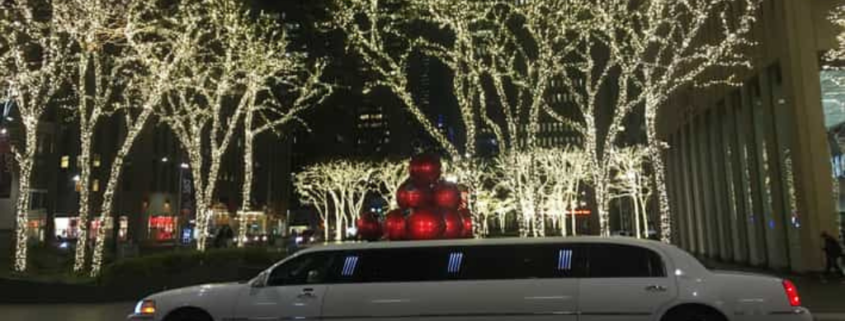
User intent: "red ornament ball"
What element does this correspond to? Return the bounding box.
[396,180,432,209]
[383,209,407,240]
[441,209,464,239]
[459,209,473,238]
[409,153,442,184]
[356,212,382,241]
[433,182,461,209]
[406,208,444,240]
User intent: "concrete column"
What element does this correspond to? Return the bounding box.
[682,124,699,252]
[740,82,770,267]
[697,115,717,257]
[730,93,752,264]
[690,119,706,255]
[766,65,804,271]
[720,102,743,263]
[779,0,838,272]
[757,67,791,270]
[709,107,731,261]
[673,134,689,249]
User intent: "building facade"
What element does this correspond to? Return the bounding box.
[660,0,845,272]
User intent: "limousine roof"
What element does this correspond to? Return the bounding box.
[301,236,677,253]
[296,237,707,276]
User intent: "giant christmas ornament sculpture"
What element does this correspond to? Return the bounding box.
[433,182,461,209]
[356,212,382,241]
[384,209,407,240]
[459,208,473,238]
[397,180,432,209]
[409,153,442,184]
[373,153,474,241]
[406,208,445,240]
[441,209,464,239]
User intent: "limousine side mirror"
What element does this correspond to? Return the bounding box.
[251,272,268,288]
[306,270,322,284]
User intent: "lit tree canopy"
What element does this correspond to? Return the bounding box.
[830,4,845,64]
[371,159,408,210]
[91,0,214,275]
[153,0,294,251]
[238,9,333,214]
[1,0,73,272]
[55,0,140,273]
[593,0,759,242]
[294,160,376,242]
[329,0,461,158]
[609,145,653,239]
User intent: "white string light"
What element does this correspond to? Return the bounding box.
[294,161,375,242]
[609,146,653,239]
[1,0,72,272]
[593,0,759,242]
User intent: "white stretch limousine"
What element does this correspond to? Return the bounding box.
[128,237,812,321]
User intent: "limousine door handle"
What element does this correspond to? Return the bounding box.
[645,285,668,293]
[297,288,317,299]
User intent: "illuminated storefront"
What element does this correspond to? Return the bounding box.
[148,216,178,242]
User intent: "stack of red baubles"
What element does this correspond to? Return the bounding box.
[357,153,473,241]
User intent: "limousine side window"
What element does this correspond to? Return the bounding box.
[335,248,449,283]
[456,245,585,280]
[586,244,666,278]
[267,252,335,286]
[332,245,585,283]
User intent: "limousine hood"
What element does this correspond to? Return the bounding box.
[147,282,245,304]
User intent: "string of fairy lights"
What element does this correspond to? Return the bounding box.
[336,0,760,240]
[2,0,71,272]
[2,0,769,273]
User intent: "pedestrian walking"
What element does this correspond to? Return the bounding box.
[821,232,844,277]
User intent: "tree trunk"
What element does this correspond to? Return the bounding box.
[73,131,93,272]
[13,150,34,272]
[242,132,254,212]
[633,195,641,239]
[90,108,153,276]
[238,129,255,248]
[645,100,672,243]
[595,182,610,237]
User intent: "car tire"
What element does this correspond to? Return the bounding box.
[164,309,213,321]
[662,306,727,321]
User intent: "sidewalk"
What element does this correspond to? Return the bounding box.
[700,258,845,314]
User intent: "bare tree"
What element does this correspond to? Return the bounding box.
[1,0,72,272]
[294,169,332,241]
[55,0,145,273]
[90,0,207,275]
[537,147,590,237]
[610,146,653,239]
[330,0,461,158]
[294,160,375,241]
[596,0,759,242]
[239,16,332,214]
[371,159,408,210]
[156,0,276,251]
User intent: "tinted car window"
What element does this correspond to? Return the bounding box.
[586,244,666,278]
[333,248,449,283]
[457,245,584,280]
[267,251,336,286]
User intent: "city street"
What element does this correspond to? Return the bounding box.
[0,302,134,321]
[0,302,843,321]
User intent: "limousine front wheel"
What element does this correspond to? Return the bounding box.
[163,307,213,321]
[661,304,727,321]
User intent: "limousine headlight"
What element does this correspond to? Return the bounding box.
[134,299,156,315]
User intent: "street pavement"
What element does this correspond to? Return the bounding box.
[0,302,135,321]
[0,302,843,321]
